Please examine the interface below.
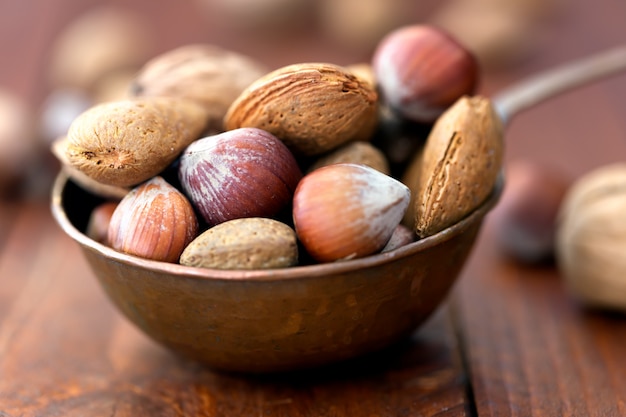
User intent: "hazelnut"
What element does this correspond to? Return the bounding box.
[490,160,569,263]
[382,224,416,253]
[178,127,302,227]
[86,201,119,244]
[372,24,479,123]
[293,163,410,263]
[108,176,199,263]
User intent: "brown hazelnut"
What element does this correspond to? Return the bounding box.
[372,24,479,123]
[490,160,569,263]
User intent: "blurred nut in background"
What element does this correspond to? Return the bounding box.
[490,159,569,263]
[47,6,154,93]
[0,88,37,198]
[556,163,626,311]
[432,0,543,71]
[318,0,416,54]
[197,0,314,32]
[130,44,269,133]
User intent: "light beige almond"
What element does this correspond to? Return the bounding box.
[180,217,298,270]
[52,136,130,199]
[413,95,504,237]
[64,96,207,187]
[308,141,390,175]
[224,62,378,156]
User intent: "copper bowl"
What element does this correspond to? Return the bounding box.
[51,171,502,373]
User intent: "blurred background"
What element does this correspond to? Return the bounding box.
[0,0,624,202]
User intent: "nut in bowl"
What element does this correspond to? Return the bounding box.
[51,171,501,373]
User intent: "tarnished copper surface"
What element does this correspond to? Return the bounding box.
[51,172,502,373]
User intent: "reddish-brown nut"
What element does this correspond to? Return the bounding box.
[86,201,119,244]
[382,224,416,252]
[372,24,479,123]
[490,159,570,263]
[107,176,198,263]
[178,127,302,226]
[293,163,410,263]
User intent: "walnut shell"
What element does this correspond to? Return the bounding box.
[224,62,378,156]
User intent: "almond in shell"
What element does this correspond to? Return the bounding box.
[130,44,268,132]
[224,62,378,156]
[180,217,298,270]
[308,141,390,175]
[412,95,503,238]
[64,96,208,187]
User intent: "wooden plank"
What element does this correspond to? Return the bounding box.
[452,223,626,417]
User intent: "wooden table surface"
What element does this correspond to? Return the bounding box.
[2,0,626,415]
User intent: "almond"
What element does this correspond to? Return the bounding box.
[412,95,503,237]
[180,217,298,270]
[307,141,390,175]
[64,96,207,187]
[224,62,378,156]
[130,44,268,132]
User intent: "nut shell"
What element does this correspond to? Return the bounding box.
[556,163,626,310]
[373,24,478,123]
[180,217,298,270]
[64,97,208,187]
[308,141,390,175]
[224,62,378,156]
[107,176,199,263]
[178,127,302,226]
[413,95,503,238]
[293,163,410,262]
[490,160,569,263]
[130,44,268,132]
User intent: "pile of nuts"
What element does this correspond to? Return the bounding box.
[54,24,504,270]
